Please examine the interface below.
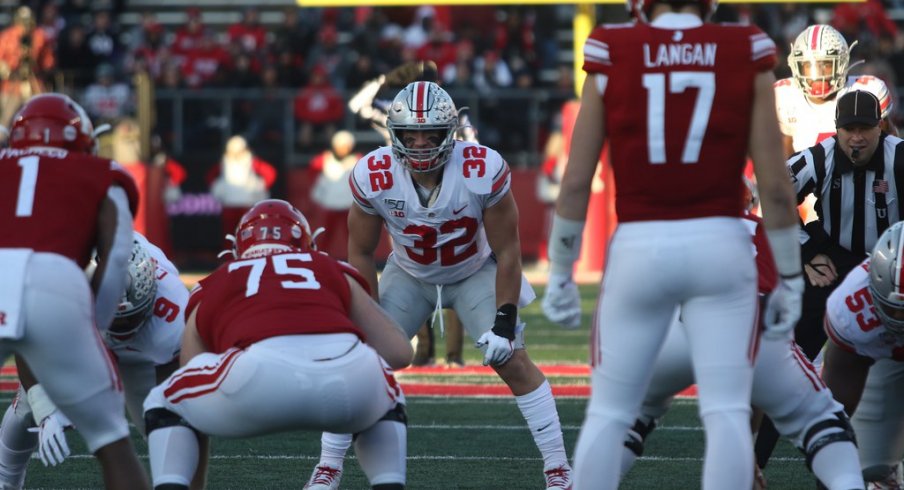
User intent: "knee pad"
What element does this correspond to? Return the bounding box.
[800,411,857,471]
[144,408,197,438]
[624,418,657,457]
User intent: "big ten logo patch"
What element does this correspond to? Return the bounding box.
[0,311,6,326]
[384,199,406,217]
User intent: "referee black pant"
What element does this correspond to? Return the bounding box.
[754,243,865,469]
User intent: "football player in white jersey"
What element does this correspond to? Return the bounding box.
[303,81,573,490]
[0,233,188,488]
[775,24,895,157]
[758,25,903,486]
[823,221,904,489]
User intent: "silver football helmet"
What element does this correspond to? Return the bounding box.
[386,81,458,172]
[869,222,904,336]
[110,238,158,336]
[788,25,855,99]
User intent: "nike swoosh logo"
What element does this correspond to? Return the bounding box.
[537,422,553,432]
[453,204,467,215]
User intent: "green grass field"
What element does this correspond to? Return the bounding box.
[16,284,821,489]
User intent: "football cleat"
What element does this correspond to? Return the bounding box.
[544,463,573,490]
[304,464,343,490]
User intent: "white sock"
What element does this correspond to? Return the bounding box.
[354,419,407,486]
[810,436,864,489]
[515,380,568,468]
[148,426,199,487]
[319,432,353,468]
[0,401,36,484]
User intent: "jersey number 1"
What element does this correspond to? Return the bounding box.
[15,156,39,217]
[642,72,715,164]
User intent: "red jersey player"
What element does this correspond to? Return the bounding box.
[142,199,412,490]
[0,93,148,489]
[542,0,803,488]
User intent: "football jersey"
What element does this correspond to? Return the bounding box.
[106,234,187,366]
[0,147,138,268]
[825,259,904,361]
[583,15,776,222]
[188,251,369,354]
[349,142,511,284]
[775,75,892,153]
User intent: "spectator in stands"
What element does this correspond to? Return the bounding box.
[305,25,350,89]
[416,26,456,76]
[128,21,169,81]
[403,6,436,51]
[171,8,209,67]
[0,6,55,129]
[82,63,134,125]
[56,23,96,88]
[225,53,259,89]
[228,8,267,61]
[245,65,287,147]
[345,54,380,94]
[308,130,360,260]
[833,0,899,48]
[86,10,122,67]
[272,6,314,64]
[182,36,231,88]
[209,135,277,246]
[473,50,513,92]
[37,3,64,45]
[293,65,344,149]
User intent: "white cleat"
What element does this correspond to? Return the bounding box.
[544,463,573,490]
[303,464,343,490]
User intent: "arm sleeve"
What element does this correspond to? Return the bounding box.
[94,186,134,332]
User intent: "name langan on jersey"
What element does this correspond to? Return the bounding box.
[643,42,717,68]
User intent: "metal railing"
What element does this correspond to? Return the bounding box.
[153,87,575,168]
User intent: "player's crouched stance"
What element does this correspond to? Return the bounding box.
[142,200,412,490]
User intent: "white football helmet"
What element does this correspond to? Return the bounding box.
[386,81,458,172]
[869,222,904,336]
[788,25,855,99]
[110,239,158,336]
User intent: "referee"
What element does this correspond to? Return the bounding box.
[786,90,904,358]
[755,90,904,480]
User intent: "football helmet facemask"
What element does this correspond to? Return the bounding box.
[234,199,314,259]
[789,25,855,99]
[869,221,904,336]
[626,0,718,23]
[9,93,97,154]
[387,81,458,173]
[110,239,158,337]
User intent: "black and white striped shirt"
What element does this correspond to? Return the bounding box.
[788,133,904,257]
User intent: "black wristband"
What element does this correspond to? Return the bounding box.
[492,303,518,340]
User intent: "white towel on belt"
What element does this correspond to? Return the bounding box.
[0,249,32,340]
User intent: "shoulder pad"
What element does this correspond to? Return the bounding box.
[350,148,396,200]
[456,143,507,195]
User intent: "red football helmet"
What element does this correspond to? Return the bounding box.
[9,93,96,154]
[627,0,718,22]
[234,199,314,259]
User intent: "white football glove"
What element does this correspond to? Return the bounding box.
[476,330,514,366]
[762,275,805,340]
[28,410,72,467]
[542,273,582,329]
